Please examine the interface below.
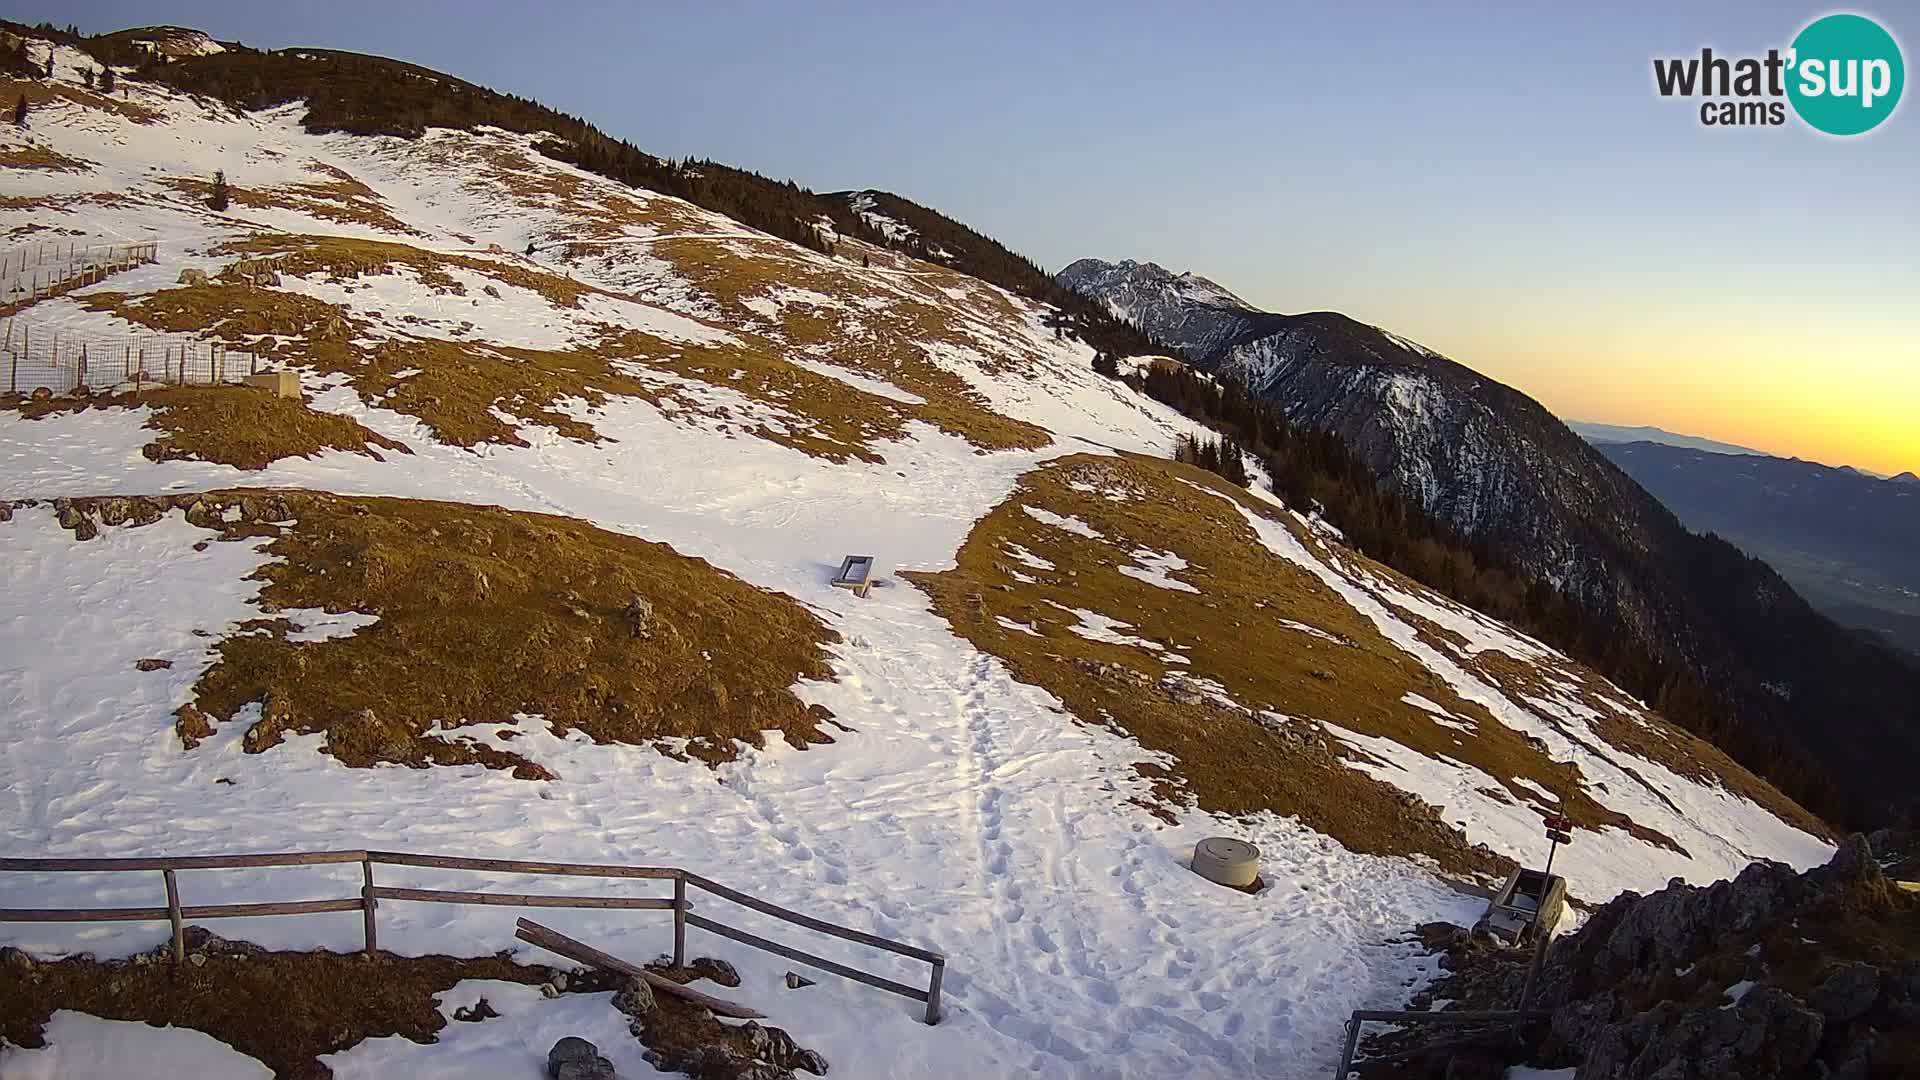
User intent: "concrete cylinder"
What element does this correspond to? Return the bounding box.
[1192,837,1260,888]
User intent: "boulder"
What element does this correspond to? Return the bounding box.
[611,975,655,1019]
[547,1037,615,1080]
[177,267,208,286]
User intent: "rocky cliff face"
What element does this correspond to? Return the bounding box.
[1058,258,1267,361]
[1057,259,1669,612]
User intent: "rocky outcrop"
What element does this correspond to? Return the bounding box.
[1383,836,1918,1079]
[548,1037,615,1080]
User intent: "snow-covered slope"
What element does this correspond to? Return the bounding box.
[0,36,1834,1079]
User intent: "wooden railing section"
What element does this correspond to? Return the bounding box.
[0,849,946,1024]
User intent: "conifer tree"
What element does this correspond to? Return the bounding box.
[12,94,26,128]
[82,67,94,89]
[209,170,230,211]
[99,66,115,94]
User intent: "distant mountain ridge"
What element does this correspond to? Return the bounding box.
[1598,440,1920,656]
[1568,421,1764,458]
[1059,255,1920,825]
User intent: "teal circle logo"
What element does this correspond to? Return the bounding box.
[1787,13,1904,135]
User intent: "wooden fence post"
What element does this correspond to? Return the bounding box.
[924,958,944,1025]
[163,869,185,965]
[361,858,378,956]
[673,872,687,968]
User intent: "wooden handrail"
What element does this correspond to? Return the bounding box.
[685,912,929,1002]
[0,851,369,872]
[364,851,678,879]
[0,849,948,1024]
[684,871,944,964]
[370,885,675,911]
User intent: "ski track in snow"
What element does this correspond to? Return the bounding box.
[0,40,1831,1079]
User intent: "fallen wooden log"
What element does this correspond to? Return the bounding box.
[514,917,766,1020]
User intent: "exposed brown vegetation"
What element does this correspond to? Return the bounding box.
[0,934,549,1079]
[162,173,418,235]
[649,233,1048,452]
[903,456,1735,881]
[0,931,787,1080]
[0,75,164,124]
[145,491,842,772]
[6,385,410,470]
[0,143,91,171]
[76,227,1046,460]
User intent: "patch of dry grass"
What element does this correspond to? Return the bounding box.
[212,232,599,307]
[6,385,410,470]
[144,491,843,773]
[0,144,91,171]
[650,234,1048,452]
[162,173,419,235]
[0,937,553,1080]
[904,456,1719,879]
[0,76,166,124]
[79,283,665,449]
[77,231,1033,460]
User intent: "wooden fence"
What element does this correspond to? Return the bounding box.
[0,849,946,1024]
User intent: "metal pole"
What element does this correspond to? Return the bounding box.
[163,869,185,965]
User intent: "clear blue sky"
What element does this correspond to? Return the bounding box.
[23,1,1920,472]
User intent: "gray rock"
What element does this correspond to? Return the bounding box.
[735,1021,828,1076]
[52,499,99,541]
[1808,962,1880,1025]
[176,268,208,286]
[623,594,653,636]
[611,976,655,1018]
[689,956,741,987]
[547,1036,614,1080]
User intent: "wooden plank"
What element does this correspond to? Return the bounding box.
[367,851,678,879]
[179,898,364,919]
[684,912,928,1003]
[1348,1009,1547,1023]
[513,918,765,1020]
[373,886,673,910]
[672,875,687,968]
[162,869,184,965]
[0,906,171,923]
[924,958,944,1025]
[0,851,369,872]
[683,872,943,964]
[360,859,377,955]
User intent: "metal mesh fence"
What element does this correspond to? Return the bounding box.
[0,242,159,307]
[0,325,264,397]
